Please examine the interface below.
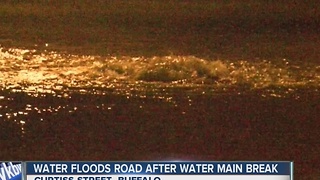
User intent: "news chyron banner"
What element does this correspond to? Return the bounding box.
[25,162,294,180]
[0,162,23,180]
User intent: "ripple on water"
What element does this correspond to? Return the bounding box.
[0,47,319,101]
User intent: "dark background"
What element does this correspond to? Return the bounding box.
[0,0,319,61]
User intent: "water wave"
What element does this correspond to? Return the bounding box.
[0,47,319,96]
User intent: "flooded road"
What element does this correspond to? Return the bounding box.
[1,1,320,179]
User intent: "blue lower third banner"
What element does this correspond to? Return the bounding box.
[25,162,293,180]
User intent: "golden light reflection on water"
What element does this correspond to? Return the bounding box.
[0,47,320,134]
[1,47,319,94]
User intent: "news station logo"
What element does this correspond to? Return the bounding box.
[0,162,22,180]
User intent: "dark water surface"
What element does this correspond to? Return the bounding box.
[0,1,320,179]
[1,85,319,179]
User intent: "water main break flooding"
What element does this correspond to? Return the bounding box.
[0,47,319,97]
